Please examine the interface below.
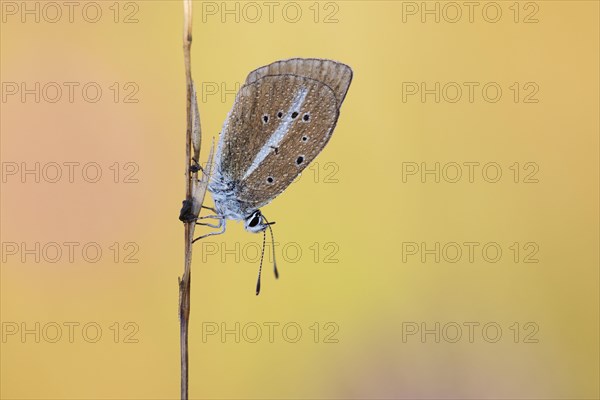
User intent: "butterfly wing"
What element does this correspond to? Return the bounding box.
[237,75,340,209]
[214,74,316,183]
[245,58,352,104]
[214,59,352,213]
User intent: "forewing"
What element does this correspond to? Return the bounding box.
[246,58,353,104]
[236,75,340,209]
[217,74,303,182]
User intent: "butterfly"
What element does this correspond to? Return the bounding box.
[196,58,352,294]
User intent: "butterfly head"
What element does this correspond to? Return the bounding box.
[244,210,270,233]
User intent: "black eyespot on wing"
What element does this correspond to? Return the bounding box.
[302,136,308,142]
[262,115,269,123]
[303,113,310,122]
[296,156,304,165]
[291,111,298,119]
[266,176,274,184]
[277,111,283,118]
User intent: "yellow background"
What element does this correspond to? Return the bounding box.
[1,1,598,399]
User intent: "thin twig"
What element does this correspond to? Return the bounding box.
[179,0,193,395]
[178,1,214,399]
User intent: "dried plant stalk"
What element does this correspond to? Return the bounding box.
[178,1,213,399]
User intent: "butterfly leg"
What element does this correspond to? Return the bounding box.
[196,222,221,228]
[192,219,226,243]
[196,214,220,221]
[195,214,221,229]
[196,222,222,228]
[202,205,217,213]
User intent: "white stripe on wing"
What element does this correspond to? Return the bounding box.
[242,87,309,180]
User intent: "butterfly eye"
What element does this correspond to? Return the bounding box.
[302,113,310,122]
[262,114,269,124]
[296,156,305,165]
[248,216,260,228]
[291,112,299,119]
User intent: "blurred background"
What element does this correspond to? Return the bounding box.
[1,1,598,399]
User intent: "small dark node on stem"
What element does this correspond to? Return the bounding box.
[179,198,196,222]
[190,158,203,174]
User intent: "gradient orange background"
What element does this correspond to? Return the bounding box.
[1,1,598,399]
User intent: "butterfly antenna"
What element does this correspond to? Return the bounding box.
[255,229,267,295]
[267,222,279,279]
